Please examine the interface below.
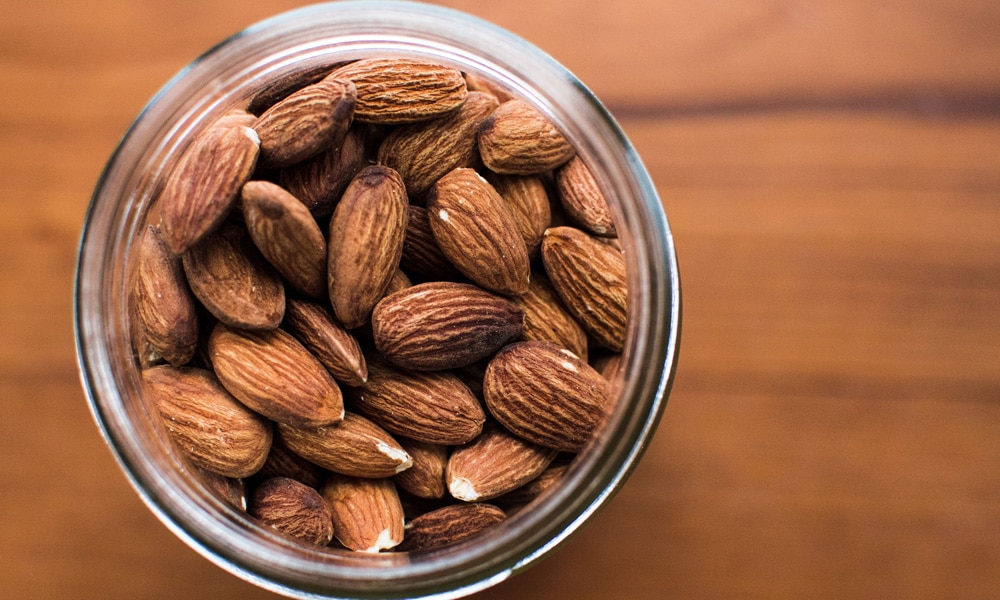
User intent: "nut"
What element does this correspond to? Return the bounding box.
[322,475,405,552]
[249,477,335,546]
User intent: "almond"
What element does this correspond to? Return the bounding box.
[143,365,272,479]
[371,281,523,371]
[181,223,286,331]
[283,298,367,387]
[446,422,557,502]
[540,226,628,351]
[346,361,485,445]
[514,270,589,361]
[426,167,530,295]
[329,58,468,125]
[384,268,413,296]
[464,71,515,103]
[328,165,409,329]
[248,477,335,546]
[590,350,623,383]
[159,120,260,254]
[485,172,552,259]
[377,91,499,197]
[208,323,344,428]
[322,475,405,552]
[252,75,356,168]
[247,61,348,115]
[276,412,412,478]
[399,205,464,282]
[393,438,448,499]
[132,224,199,366]
[279,125,367,217]
[242,180,327,298]
[477,99,574,175]
[192,464,247,510]
[483,340,610,452]
[554,155,616,237]
[397,503,506,552]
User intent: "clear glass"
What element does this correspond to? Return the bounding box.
[74,2,681,598]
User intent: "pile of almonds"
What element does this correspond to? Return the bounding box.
[130,57,627,553]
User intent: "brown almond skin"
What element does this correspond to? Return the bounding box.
[159,121,260,254]
[242,180,327,299]
[426,168,530,296]
[377,91,499,197]
[329,58,468,125]
[277,412,412,478]
[247,61,349,115]
[399,205,464,282]
[249,477,335,546]
[555,155,617,237]
[540,226,628,352]
[514,271,589,361]
[322,475,405,552]
[208,323,344,428]
[283,298,367,387]
[446,422,557,502]
[483,340,610,452]
[181,223,286,331]
[393,438,448,499]
[477,99,574,175]
[132,224,198,366]
[371,281,524,371]
[496,462,569,509]
[254,435,325,490]
[485,172,552,259]
[143,365,272,479]
[192,465,247,510]
[252,76,357,168]
[279,125,367,217]
[346,361,486,445]
[328,165,409,329]
[396,503,506,552]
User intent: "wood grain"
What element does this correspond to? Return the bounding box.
[1,0,998,598]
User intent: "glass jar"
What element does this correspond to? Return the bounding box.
[74,1,681,598]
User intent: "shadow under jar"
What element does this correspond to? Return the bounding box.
[75,2,681,598]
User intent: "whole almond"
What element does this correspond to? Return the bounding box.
[143,365,273,479]
[555,155,616,237]
[446,423,557,502]
[399,205,464,282]
[247,61,349,115]
[393,438,448,499]
[208,323,344,428]
[483,340,610,452]
[384,268,413,296]
[279,125,367,217]
[283,298,367,387]
[371,281,523,371]
[396,503,506,552]
[242,180,327,299]
[464,71,515,103]
[540,226,627,351]
[329,58,467,125]
[426,167,530,295]
[132,224,199,366]
[477,99,574,175]
[159,120,260,254]
[277,412,412,478]
[182,223,286,331]
[249,477,335,546]
[347,361,486,445]
[377,91,499,197]
[252,76,356,168]
[328,165,409,329]
[322,475,405,552]
[485,172,552,259]
[514,271,589,361]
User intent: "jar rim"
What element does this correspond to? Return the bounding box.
[75,2,681,598]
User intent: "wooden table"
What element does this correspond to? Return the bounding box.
[2,1,998,598]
